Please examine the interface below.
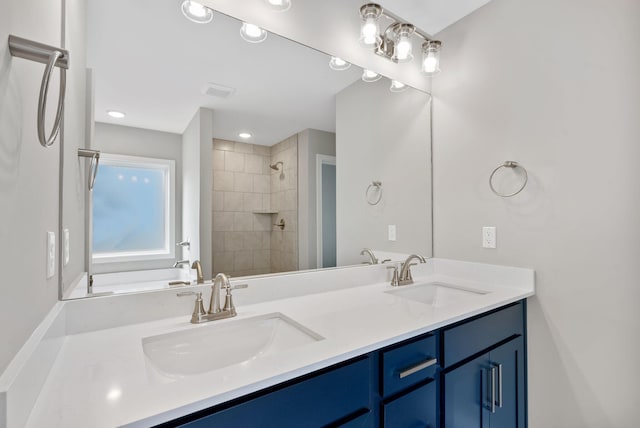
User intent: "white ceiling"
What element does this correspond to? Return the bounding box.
[87,0,490,144]
[378,0,492,35]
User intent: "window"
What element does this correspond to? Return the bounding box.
[92,154,175,264]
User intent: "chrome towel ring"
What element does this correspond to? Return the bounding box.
[366,181,383,205]
[8,35,69,148]
[489,161,528,197]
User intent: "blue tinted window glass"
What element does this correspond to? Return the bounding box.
[92,164,166,253]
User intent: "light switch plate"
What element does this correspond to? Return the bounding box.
[482,226,496,249]
[47,231,56,278]
[63,228,70,266]
[388,225,397,241]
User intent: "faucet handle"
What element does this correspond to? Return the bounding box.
[387,265,399,287]
[177,292,207,323]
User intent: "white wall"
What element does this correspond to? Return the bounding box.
[182,108,214,279]
[91,122,183,273]
[0,0,63,372]
[336,79,432,266]
[432,0,640,426]
[297,129,336,270]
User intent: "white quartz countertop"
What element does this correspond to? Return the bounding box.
[19,261,534,427]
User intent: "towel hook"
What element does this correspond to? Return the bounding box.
[489,161,528,197]
[8,35,69,148]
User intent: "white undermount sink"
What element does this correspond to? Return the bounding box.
[385,282,488,307]
[142,313,324,377]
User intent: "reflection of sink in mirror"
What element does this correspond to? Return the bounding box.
[142,313,324,378]
[66,268,196,299]
[386,282,488,307]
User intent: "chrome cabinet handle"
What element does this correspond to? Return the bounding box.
[398,357,437,379]
[488,366,497,413]
[493,362,503,408]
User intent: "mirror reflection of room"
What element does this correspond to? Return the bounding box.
[62,0,432,298]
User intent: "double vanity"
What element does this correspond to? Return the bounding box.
[0,258,533,427]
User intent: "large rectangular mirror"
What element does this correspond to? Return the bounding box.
[61,0,432,299]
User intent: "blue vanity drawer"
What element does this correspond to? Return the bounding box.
[381,334,437,397]
[178,357,371,428]
[383,380,437,428]
[442,302,524,367]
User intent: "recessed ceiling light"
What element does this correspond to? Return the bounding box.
[390,80,407,92]
[361,69,382,83]
[181,0,213,24]
[329,56,351,71]
[240,22,268,43]
[107,110,126,119]
[238,132,252,139]
[265,0,291,12]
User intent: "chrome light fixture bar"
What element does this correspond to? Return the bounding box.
[359,3,442,75]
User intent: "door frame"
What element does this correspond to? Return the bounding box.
[315,154,336,268]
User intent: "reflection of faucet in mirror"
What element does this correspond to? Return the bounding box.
[191,260,204,284]
[398,254,428,286]
[360,248,379,265]
[173,259,190,268]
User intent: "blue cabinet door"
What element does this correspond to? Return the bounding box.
[489,337,525,428]
[443,353,490,428]
[443,336,525,428]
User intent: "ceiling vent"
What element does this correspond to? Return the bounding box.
[202,82,236,99]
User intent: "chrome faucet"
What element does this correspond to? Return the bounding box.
[177,272,248,324]
[173,259,190,268]
[360,248,379,265]
[397,254,428,286]
[191,260,204,284]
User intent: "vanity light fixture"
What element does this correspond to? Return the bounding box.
[238,132,252,139]
[359,3,383,47]
[329,56,351,71]
[359,3,442,74]
[265,0,291,12]
[389,80,407,92]
[392,24,415,63]
[240,22,268,43]
[107,110,125,119]
[361,69,382,82]
[181,0,213,24]
[421,40,441,75]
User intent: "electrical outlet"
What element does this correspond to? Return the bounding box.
[47,231,56,278]
[388,225,397,241]
[63,228,70,266]
[482,227,496,249]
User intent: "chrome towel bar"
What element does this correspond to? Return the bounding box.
[8,35,69,148]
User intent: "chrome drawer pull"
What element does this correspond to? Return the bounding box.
[492,362,503,408]
[398,358,437,379]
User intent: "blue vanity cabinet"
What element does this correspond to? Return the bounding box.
[441,302,527,428]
